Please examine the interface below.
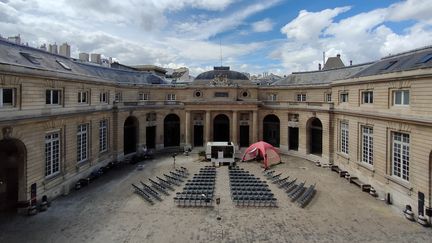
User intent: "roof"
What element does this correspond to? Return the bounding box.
[323,55,345,70]
[193,66,252,86]
[351,46,432,78]
[0,39,167,85]
[273,63,372,86]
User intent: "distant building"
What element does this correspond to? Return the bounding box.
[59,42,71,57]
[48,43,58,54]
[39,44,47,51]
[79,52,89,62]
[7,35,21,45]
[165,67,194,83]
[90,53,101,64]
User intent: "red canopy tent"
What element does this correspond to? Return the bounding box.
[241,141,281,169]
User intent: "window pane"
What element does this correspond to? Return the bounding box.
[53,90,59,104]
[395,91,402,104]
[403,91,409,105]
[3,88,13,104]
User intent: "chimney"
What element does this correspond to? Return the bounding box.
[318,63,322,71]
[337,53,341,58]
[350,60,353,66]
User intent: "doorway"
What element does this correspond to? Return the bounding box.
[124,116,138,155]
[164,114,180,147]
[146,126,156,149]
[213,114,230,142]
[308,118,322,155]
[240,125,250,147]
[289,127,299,151]
[263,114,280,147]
[194,125,204,146]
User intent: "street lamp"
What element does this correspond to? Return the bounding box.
[172,153,177,169]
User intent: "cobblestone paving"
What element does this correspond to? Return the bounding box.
[0,155,431,243]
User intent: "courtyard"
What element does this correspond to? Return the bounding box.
[0,154,431,243]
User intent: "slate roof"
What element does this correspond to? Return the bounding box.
[0,39,166,85]
[351,46,432,78]
[273,63,372,86]
[322,56,345,70]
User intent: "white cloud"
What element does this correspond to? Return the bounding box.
[252,18,274,32]
[281,7,351,42]
[274,2,432,74]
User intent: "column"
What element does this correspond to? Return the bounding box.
[205,111,211,143]
[232,111,238,145]
[185,111,191,147]
[252,110,258,142]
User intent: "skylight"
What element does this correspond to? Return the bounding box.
[382,60,397,70]
[20,52,41,64]
[56,60,72,71]
[417,53,432,64]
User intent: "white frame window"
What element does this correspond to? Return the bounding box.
[393,90,409,106]
[340,121,349,154]
[167,93,176,101]
[139,92,149,101]
[326,93,332,102]
[297,93,306,102]
[78,91,88,104]
[46,89,61,105]
[99,119,108,153]
[45,132,60,177]
[340,92,349,103]
[362,91,373,104]
[361,126,373,165]
[268,93,277,101]
[392,132,410,181]
[77,124,89,163]
[0,88,16,107]
[100,92,108,104]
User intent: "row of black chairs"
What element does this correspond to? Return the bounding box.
[133,167,189,205]
[264,170,316,208]
[229,166,277,207]
[174,166,216,207]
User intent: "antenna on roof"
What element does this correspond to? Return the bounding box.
[323,51,326,66]
[220,39,223,67]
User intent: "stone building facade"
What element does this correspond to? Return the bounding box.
[1,39,432,220]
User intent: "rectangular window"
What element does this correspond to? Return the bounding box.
[77,124,89,163]
[0,88,16,107]
[99,120,108,153]
[268,93,277,101]
[326,93,332,102]
[361,126,373,165]
[167,94,176,100]
[362,91,373,104]
[100,92,108,103]
[46,89,61,105]
[393,90,409,106]
[45,132,60,177]
[392,132,410,181]
[78,91,88,104]
[297,93,306,102]
[340,92,349,103]
[139,92,149,101]
[215,92,229,98]
[340,121,349,154]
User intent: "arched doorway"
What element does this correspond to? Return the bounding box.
[124,116,138,155]
[263,115,280,147]
[307,117,323,155]
[213,114,230,142]
[0,138,26,213]
[164,114,180,147]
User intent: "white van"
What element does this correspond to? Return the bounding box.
[205,142,235,165]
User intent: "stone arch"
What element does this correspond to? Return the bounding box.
[124,116,139,155]
[263,114,280,147]
[0,138,27,212]
[307,117,323,155]
[213,114,230,142]
[164,114,180,147]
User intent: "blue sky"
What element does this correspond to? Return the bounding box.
[1,0,432,76]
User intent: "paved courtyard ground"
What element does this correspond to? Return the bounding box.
[0,154,431,243]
